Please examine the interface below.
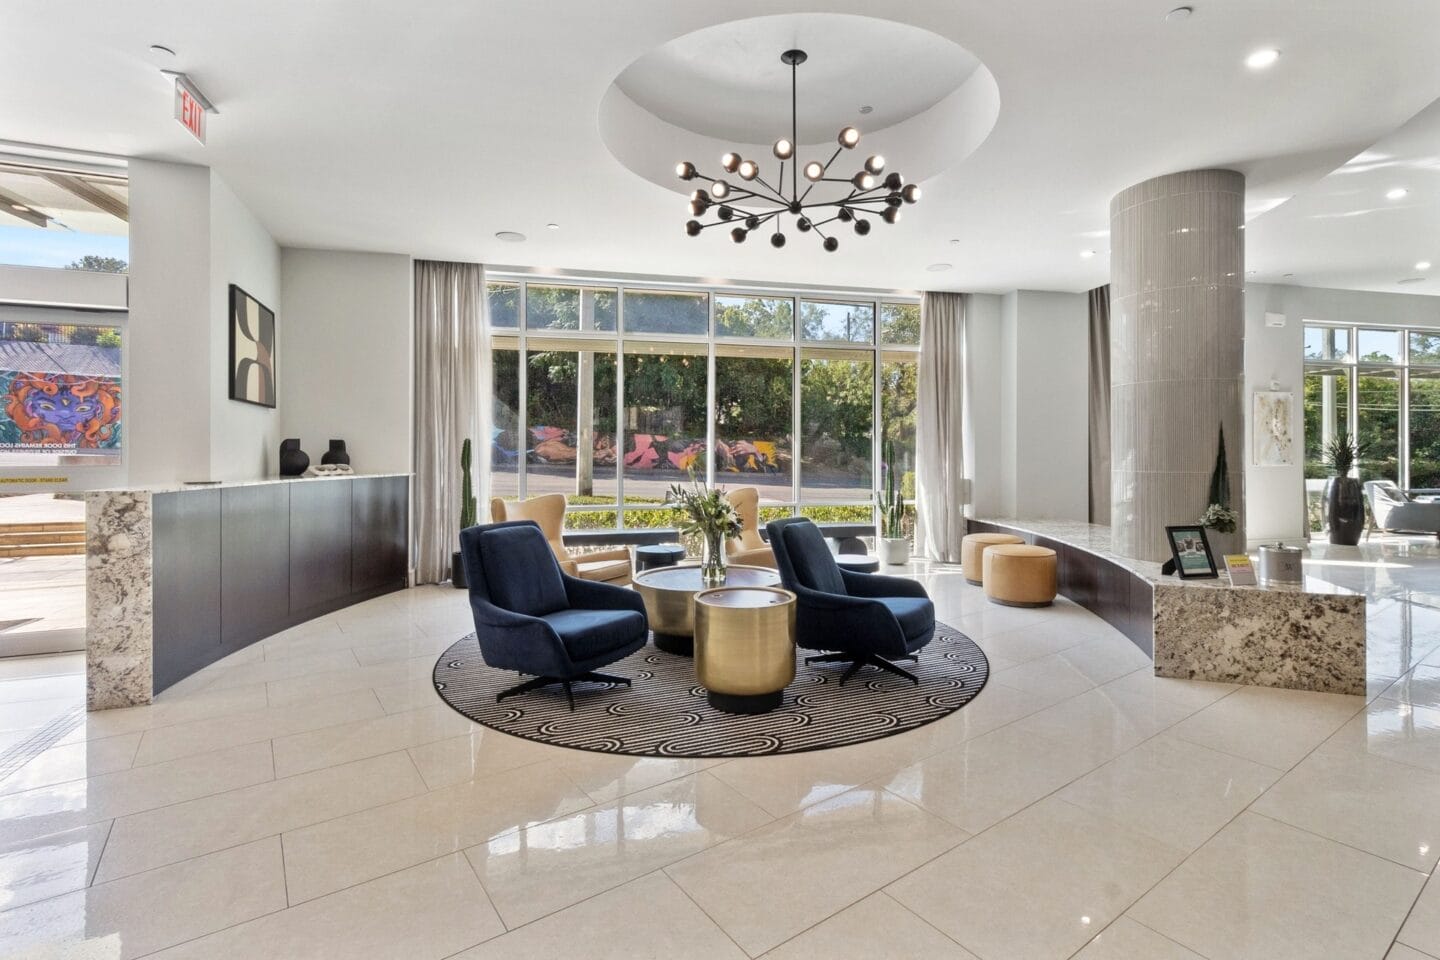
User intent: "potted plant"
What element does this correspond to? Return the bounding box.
[666,471,742,586]
[452,438,476,589]
[1324,428,1369,546]
[876,439,910,565]
[1198,424,1239,546]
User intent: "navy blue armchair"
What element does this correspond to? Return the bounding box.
[766,517,934,685]
[459,520,648,710]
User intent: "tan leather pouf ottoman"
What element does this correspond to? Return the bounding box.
[983,544,1058,607]
[961,533,1025,585]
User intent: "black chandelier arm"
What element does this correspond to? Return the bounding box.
[750,174,791,206]
[716,186,788,207]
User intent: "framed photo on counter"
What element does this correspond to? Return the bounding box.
[1164,525,1219,579]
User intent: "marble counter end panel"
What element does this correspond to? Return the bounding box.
[1152,583,1366,696]
[86,490,154,709]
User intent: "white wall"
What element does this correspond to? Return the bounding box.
[279,248,413,474]
[963,293,1005,518]
[127,159,212,487]
[209,174,281,480]
[997,292,1019,518]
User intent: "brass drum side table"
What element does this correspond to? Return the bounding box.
[694,586,797,714]
[632,563,781,656]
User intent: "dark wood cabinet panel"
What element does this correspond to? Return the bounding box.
[290,480,354,615]
[152,489,221,694]
[352,476,408,593]
[221,483,292,648]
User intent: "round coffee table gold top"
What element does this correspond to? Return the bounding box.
[633,563,781,642]
[696,586,792,608]
[694,586,797,708]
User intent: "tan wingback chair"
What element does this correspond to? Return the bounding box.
[724,487,777,568]
[490,494,632,586]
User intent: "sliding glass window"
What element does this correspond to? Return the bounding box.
[714,343,793,503]
[799,347,874,504]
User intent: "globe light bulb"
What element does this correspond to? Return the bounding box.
[852,172,875,190]
[902,183,922,204]
[823,236,839,252]
[797,217,812,232]
[838,127,860,148]
[884,172,904,191]
[738,160,759,181]
[721,152,741,173]
[731,227,747,243]
[718,205,734,221]
[771,232,786,248]
[882,206,901,224]
[854,219,871,236]
[675,161,696,180]
[773,138,794,160]
[803,161,825,181]
[685,220,702,237]
[864,155,885,175]
[711,180,730,199]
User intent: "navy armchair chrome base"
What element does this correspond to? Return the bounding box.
[804,651,920,686]
[459,520,649,713]
[496,671,633,711]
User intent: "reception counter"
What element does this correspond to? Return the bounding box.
[967,519,1367,696]
[87,474,410,709]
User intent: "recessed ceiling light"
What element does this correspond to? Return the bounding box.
[1246,48,1281,70]
[545,223,560,230]
[495,231,526,242]
[949,238,961,245]
[1080,249,1096,259]
[1165,6,1193,21]
[926,263,952,272]
[149,44,176,57]
[1387,187,1409,200]
[858,105,873,115]
[1283,273,1295,278]
[1399,277,1427,285]
[1247,270,1257,275]
[1418,261,1433,271]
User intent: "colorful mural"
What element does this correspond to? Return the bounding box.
[0,324,123,458]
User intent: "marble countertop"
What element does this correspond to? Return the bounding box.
[90,473,413,495]
[973,517,1356,597]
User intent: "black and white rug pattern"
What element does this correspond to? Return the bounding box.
[431,621,988,758]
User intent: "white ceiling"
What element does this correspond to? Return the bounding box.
[2,0,1439,295]
[615,15,980,144]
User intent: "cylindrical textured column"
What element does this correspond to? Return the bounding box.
[1110,170,1245,561]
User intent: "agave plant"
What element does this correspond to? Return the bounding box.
[1323,428,1369,477]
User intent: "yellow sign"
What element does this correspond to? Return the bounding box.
[0,477,70,485]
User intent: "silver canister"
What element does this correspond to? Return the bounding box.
[1258,543,1304,586]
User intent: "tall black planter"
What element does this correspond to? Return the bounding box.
[279,439,309,477]
[1326,476,1365,545]
[451,550,467,589]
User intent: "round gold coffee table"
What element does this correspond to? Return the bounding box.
[632,563,780,656]
[694,586,796,714]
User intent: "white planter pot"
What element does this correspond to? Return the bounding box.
[878,538,910,565]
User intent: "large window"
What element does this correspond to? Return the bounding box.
[486,278,920,527]
[1303,322,1440,526]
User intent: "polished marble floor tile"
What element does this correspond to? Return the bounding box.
[200,648,362,692]
[146,852,503,960]
[95,749,426,882]
[466,771,771,927]
[889,797,1185,960]
[988,653,1097,707]
[1319,699,1440,774]
[0,821,110,912]
[59,682,271,742]
[0,696,74,734]
[1398,870,1440,954]
[666,785,967,956]
[0,731,140,797]
[707,736,917,819]
[543,748,727,805]
[1073,917,1204,959]
[264,654,438,705]
[0,836,286,960]
[281,759,593,903]
[1253,746,1440,870]
[1388,944,1440,960]
[1167,684,1364,770]
[763,891,980,960]
[1131,812,1425,960]
[451,872,746,960]
[1057,635,1154,686]
[1006,685,1195,767]
[0,739,275,844]
[271,702,476,778]
[1097,668,1238,712]
[1058,733,1280,851]
[404,728,555,791]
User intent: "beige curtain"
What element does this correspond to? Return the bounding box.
[915,291,966,562]
[414,260,486,584]
[1088,285,1111,525]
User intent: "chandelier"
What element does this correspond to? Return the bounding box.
[675,49,921,251]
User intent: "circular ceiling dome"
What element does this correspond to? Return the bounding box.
[615,15,982,144]
[600,14,1000,196]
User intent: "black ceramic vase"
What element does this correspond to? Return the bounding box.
[279,439,310,477]
[452,550,467,589]
[321,439,350,466]
[1325,476,1365,545]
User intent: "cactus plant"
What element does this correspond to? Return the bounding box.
[876,439,905,540]
[460,438,477,529]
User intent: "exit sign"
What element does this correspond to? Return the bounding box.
[174,81,205,142]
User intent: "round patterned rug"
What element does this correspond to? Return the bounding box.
[431,621,988,758]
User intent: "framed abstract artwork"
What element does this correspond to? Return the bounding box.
[229,284,276,408]
[1252,390,1294,467]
